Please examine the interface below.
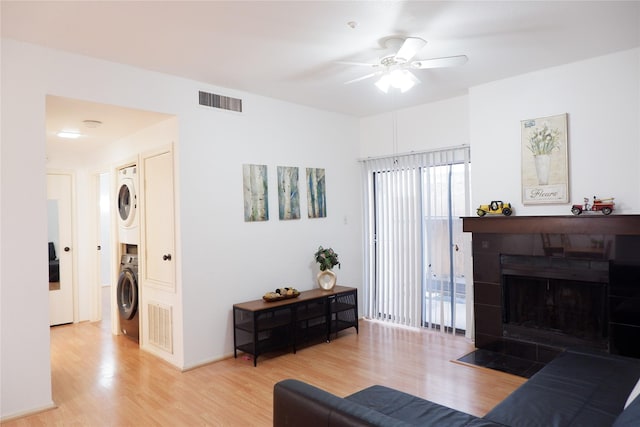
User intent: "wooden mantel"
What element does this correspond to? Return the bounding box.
[463,215,640,236]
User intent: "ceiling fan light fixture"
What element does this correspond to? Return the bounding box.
[376,69,418,93]
[375,74,392,93]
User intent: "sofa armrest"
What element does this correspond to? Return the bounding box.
[273,379,413,427]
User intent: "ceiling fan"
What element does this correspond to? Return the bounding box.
[343,36,468,93]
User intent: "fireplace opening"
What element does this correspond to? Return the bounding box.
[501,255,609,350]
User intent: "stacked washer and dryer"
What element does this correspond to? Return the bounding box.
[116,165,140,342]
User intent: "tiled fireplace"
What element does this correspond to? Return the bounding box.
[463,215,640,363]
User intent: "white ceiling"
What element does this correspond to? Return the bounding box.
[3,1,640,144]
[45,96,172,153]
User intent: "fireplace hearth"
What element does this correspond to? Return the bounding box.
[463,215,640,363]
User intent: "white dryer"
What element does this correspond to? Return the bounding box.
[117,165,139,244]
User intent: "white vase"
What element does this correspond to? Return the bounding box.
[317,269,336,291]
[534,154,551,185]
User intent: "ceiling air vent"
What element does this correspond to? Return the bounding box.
[198,90,243,113]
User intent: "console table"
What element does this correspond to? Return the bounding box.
[233,286,358,366]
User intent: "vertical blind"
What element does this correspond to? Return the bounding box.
[361,146,471,330]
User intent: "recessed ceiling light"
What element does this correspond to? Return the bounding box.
[83,120,102,128]
[57,130,81,139]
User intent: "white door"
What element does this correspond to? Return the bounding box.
[97,172,113,324]
[48,173,74,326]
[143,150,175,289]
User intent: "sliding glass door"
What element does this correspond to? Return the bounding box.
[362,147,470,333]
[422,163,469,333]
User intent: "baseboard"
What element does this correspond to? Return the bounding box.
[181,352,235,372]
[1,401,57,423]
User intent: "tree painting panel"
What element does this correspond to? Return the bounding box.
[277,166,300,220]
[243,164,268,221]
[307,167,326,218]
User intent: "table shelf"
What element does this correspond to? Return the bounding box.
[233,286,358,366]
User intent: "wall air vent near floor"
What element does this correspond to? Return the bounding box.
[148,302,174,354]
[198,90,243,112]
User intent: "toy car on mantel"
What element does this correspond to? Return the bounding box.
[571,197,615,215]
[476,201,513,217]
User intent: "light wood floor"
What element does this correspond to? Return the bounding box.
[4,319,525,426]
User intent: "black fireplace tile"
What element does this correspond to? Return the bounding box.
[473,253,501,283]
[459,348,501,366]
[504,340,537,361]
[537,345,563,364]
[501,234,535,255]
[457,349,545,379]
[475,282,501,305]
[610,296,640,326]
[614,236,640,264]
[485,355,535,377]
[474,304,502,336]
[472,234,503,254]
[610,263,640,297]
[610,323,640,358]
[521,361,546,378]
[475,333,502,349]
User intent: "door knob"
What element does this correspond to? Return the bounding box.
[64,247,70,252]
[163,254,172,261]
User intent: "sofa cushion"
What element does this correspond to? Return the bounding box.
[347,385,504,426]
[484,348,640,427]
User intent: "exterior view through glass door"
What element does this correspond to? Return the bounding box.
[422,163,468,333]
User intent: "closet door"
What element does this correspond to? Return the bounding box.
[48,173,74,325]
[143,150,175,289]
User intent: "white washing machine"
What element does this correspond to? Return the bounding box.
[117,165,139,244]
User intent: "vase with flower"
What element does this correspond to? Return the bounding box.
[314,246,340,290]
[526,122,561,185]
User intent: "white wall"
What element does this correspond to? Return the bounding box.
[1,41,55,419]
[1,39,361,418]
[470,48,640,215]
[178,95,361,368]
[359,49,640,216]
[359,95,469,157]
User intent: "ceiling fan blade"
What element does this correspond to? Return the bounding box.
[344,72,380,85]
[395,37,427,63]
[336,61,379,68]
[405,70,421,84]
[411,55,468,69]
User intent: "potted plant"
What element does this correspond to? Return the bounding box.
[314,246,340,290]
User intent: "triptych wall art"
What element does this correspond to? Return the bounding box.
[277,166,300,220]
[243,164,327,222]
[242,164,269,221]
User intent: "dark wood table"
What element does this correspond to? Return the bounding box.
[233,286,358,366]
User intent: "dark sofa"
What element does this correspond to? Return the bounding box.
[273,348,640,426]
